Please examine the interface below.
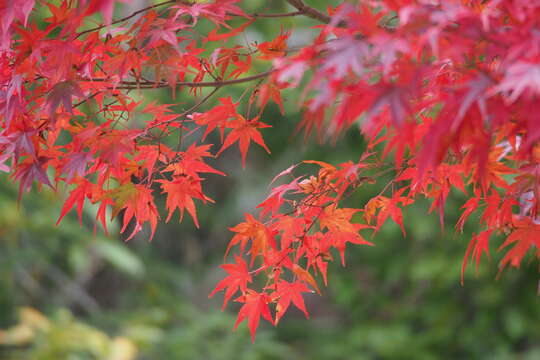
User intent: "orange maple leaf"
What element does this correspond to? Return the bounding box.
[292,264,320,294]
[257,31,290,60]
[319,205,361,233]
[226,213,274,265]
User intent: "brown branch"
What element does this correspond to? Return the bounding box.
[95,69,274,89]
[285,0,331,24]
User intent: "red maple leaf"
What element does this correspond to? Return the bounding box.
[272,280,311,324]
[233,289,274,342]
[11,157,53,200]
[209,255,251,310]
[0,0,35,49]
[461,230,492,284]
[158,174,210,228]
[217,115,271,168]
[257,82,286,115]
[498,218,540,272]
[46,80,84,121]
[56,178,93,226]
[193,97,238,141]
[61,151,92,181]
[108,183,159,240]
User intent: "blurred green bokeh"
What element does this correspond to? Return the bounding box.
[1,1,539,359]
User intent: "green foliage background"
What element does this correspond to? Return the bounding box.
[0,1,539,359]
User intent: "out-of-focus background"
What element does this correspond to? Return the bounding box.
[1,1,539,359]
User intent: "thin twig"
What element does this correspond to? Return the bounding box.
[147,85,221,131]
[73,91,100,108]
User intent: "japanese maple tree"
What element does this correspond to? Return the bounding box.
[1,0,540,341]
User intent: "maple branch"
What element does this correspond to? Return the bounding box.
[138,86,221,185]
[285,0,331,24]
[73,91,101,108]
[105,69,275,89]
[76,0,178,38]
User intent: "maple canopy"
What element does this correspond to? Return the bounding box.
[2,0,540,341]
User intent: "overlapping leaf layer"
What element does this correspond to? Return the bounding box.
[1,0,539,340]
